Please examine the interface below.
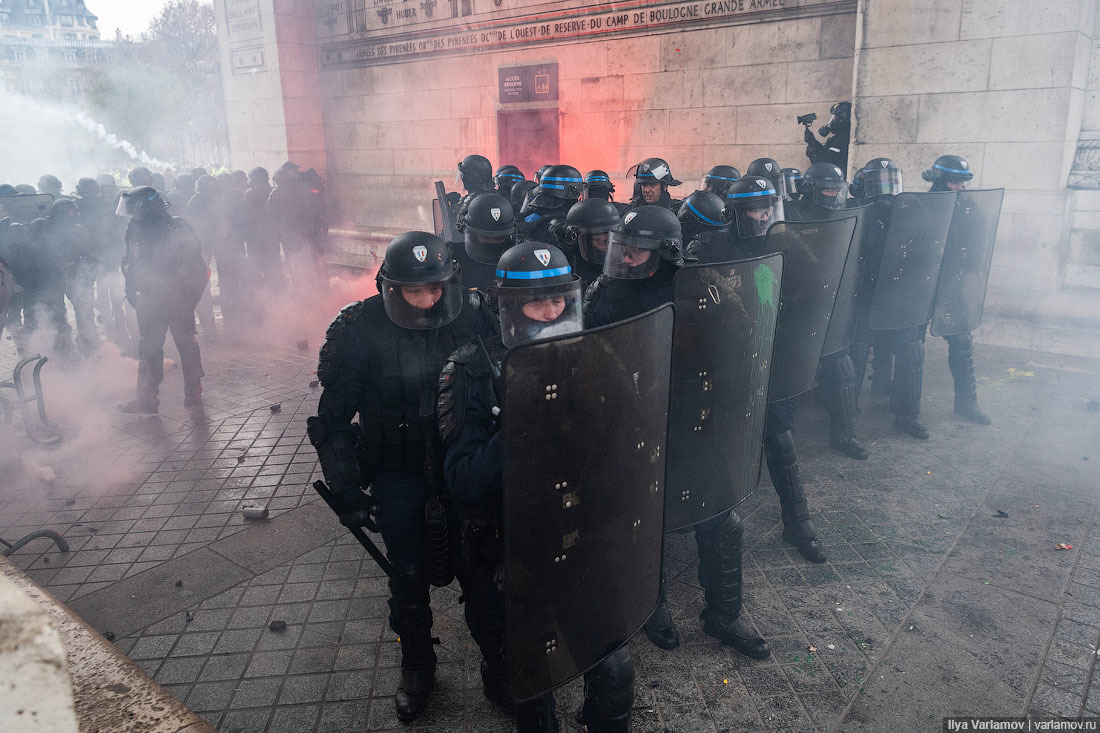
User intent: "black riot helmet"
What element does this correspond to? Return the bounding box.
[173,174,195,197]
[463,192,517,265]
[855,158,903,199]
[195,174,217,197]
[702,165,741,196]
[49,198,80,222]
[781,168,803,201]
[458,154,494,191]
[117,185,169,222]
[538,164,584,201]
[535,165,553,184]
[14,184,36,196]
[128,167,153,187]
[630,157,681,186]
[564,198,622,265]
[509,180,537,212]
[490,241,583,348]
[75,177,99,198]
[725,177,780,239]
[583,170,615,201]
[376,231,464,330]
[922,154,973,190]
[0,184,18,197]
[801,162,848,209]
[493,165,525,197]
[746,158,785,194]
[678,190,729,239]
[38,174,62,197]
[820,101,852,138]
[231,170,248,190]
[605,205,683,279]
[248,167,270,187]
[150,173,167,192]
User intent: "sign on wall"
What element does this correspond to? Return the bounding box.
[498,64,558,103]
[317,0,851,67]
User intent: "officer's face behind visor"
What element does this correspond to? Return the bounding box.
[733,203,778,239]
[861,168,904,198]
[578,230,612,265]
[496,280,583,348]
[814,184,848,209]
[381,272,464,330]
[604,230,660,279]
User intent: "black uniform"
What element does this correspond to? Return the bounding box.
[30,202,98,355]
[0,216,70,351]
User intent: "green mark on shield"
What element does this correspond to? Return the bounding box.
[754,263,778,309]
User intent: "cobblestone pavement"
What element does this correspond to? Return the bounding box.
[1,311,1099,732]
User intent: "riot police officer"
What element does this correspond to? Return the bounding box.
[745,159,787,220]
[457,192,517,290]
[678,190,729,255]
[805,101,851,169]
[710,177,829,564]
[782,168,804,203]
[455,154,497,233]
[923,154,990,425]
[309,232,478,722]
[117,186,208,413]
[494,165,525,199]
[587,206,771,658]
[37,174,66,200]
[519,164,583,242]
[625,158,682,212]
[509,180,538,218]
[244,167,284,293]
[186,175,222,338]
[557,197,621,285]
[790,163,868,460]
[848,158,927,436]
[30,199,98,355]
[583,170,616,202]
[702,165,741,197]
[440,241,632,732]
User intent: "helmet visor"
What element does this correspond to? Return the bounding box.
[464,230,515,265]
[733,203,779,239]
[604,230,662,279]
[812,183,848,209]
[381,273,464,330]
[861,168,903,197]
[496,279,584,348]
[702,175,737,196]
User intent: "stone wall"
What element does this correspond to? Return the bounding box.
[851,0,1100,353]
[317,9,856,231]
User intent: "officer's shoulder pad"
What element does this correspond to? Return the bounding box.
[447,341,480,366]
[338,300,367,321]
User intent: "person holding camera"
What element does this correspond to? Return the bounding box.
[802,102,852,170]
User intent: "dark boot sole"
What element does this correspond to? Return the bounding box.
[782,528,827,564]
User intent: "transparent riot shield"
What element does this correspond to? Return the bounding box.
[821,204,875,356]
[867,191,958,331]
[930,188,1005,337]
[434,181,460,243]
[502,304,674,702]
[0,194,54,225]
[666,254,782,531]
[432,197,445,239]
[763,217,856,401]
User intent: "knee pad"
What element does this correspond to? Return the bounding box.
[764,429,797,465]
[585,647,634,721]
[389,565,430,605]
[898,339,924,369]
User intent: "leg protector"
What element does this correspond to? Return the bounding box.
[389,566,435,722]
[515,693,559,733]
[821,352,868,460]
[892,337,929,439]
[765,431,827,564]
[581,647,634,733]
[695,510,744,621]
[946,332,991,424]
[642,580,680,650]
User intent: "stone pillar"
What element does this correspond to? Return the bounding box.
[213,0,326,174]
[851,0,1099,354]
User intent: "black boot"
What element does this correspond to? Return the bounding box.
[947,332,991,425]
[578,647,634,732]
[515,693,559,732]
[765,431,827,564]
[822,352,868,460]
[892,337,929,439]
[696,511,771,658]
[643,582,679,650]
[390,571,436,722]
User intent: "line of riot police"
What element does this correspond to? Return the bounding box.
[308,149,1002,732]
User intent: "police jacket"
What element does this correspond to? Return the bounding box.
[316,294,479,481]
[30,216,93,279]
[0,219,61,293]
[185,191,222,257]
[122,216,208,307]
[584,260,677,328]
[438,336,507,513]
[243,184,273,244]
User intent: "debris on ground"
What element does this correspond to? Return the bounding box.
[174,580,183,587]
[309,380,319,389]
[1056,543,1074,550]
[242,505,270,520]
[268,620,287,633]
[269,403,281,413]
[103,631,115,641]
[994,510,1009,518]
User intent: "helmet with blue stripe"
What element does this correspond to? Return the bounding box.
[724,177,780,239]
[702,165,741,196]
[491,241,583,347]
[678,190,729,232]
[539,164,584,200]
[922,154,973,187]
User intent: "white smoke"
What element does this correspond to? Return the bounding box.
[70,111,171,170]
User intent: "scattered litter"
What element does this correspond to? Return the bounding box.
[42,557,49,564]
[937,513,948,519]
[1034,505,1040,509]
[242,505,270,520]
[808,645,817,653]
[309,380,319,389]
[269,404,281,413]
[296,340,309,351]
[268,620,287,633]
[827,644,836,650]
[1056,543,1074,551]
[649,680,659,689]
[63,498,76,507]
[722,679,729,684]
[907,626,914,631]
[835,607,844,613]
[236,456,246,463]
[103,632,115,641]
[185,611,194,623]
[926,471,932,475]
[174,580,183,588]
[994,510,1009,518]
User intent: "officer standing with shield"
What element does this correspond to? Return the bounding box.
[587,206,772,657]
[925,155,1000,425]
[455,154,497,234]
[309,232,479,722]
[519,165,584,243]
[556,197,622,286]
[456,192,518,291]
[441,241,658,731]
